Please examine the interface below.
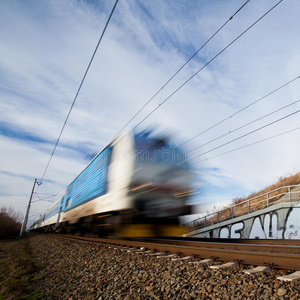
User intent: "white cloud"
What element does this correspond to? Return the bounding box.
[0,0,300,225]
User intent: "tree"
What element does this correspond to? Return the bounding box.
[0,207,22,239]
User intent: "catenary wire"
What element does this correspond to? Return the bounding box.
[113,0,251,138]
[190,99,300,152]
[191,126,300,164]
[132,0,284,132]
[190,108,300,161]
[32,189,62,203]
[31,196,55,203]
[39,0,119,182]
[32,192,56,196]
[181,76,300,146]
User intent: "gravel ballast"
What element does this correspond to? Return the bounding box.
[29,234,300,299]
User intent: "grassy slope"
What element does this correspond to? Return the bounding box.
[192,171,300,228]
[0,237,42,300]
[232,171,300,205]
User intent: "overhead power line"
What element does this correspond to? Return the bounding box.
[132,0,284,131]
[182,76,300,146]
[192,126,300,164]
[189,99,300,152]
[40,0,119,182]
[113,0,251,138]
[190,108,300,161]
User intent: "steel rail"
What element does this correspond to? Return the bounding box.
[171,237,300,246]
[140,238,300,254]
[52,234,300,270]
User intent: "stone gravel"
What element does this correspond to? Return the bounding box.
[29,234,300,300]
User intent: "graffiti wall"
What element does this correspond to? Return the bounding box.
[283,207,300,239]
[219,207,300,239]
[193,205,300,239]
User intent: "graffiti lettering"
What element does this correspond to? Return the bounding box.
[284,208,300,239]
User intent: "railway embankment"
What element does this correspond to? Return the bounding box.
[0,237,41,299]
[4,234,298,299]
[186,182,300,239]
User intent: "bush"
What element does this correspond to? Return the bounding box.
[0,207,22,239]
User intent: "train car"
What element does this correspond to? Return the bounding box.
[31,131,193,237]
[40,197,64,231]
[29,215,44,231]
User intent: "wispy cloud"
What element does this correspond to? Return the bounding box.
[0,0,300,223]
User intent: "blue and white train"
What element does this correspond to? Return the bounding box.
[30,131,193,237]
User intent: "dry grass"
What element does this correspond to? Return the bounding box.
[232,171,300,206]
[190,171,300,230]
[0,237,42,300]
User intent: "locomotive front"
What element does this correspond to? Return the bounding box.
[124,132,193,236]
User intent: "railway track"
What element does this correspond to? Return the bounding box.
[53,234,300,271]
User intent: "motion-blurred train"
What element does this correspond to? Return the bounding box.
[30,131,193,237]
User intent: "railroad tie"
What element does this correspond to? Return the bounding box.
[127,248,137,252]
[210,262,238,269]
[135,250,153,254]
[277,271,300,282]
[243,266,270,275]
[157,254,177,259]
[148,252,165,256]
[171,256,193,262]
[188,259,214,265]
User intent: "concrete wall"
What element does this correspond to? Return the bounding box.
[188,202,300,239]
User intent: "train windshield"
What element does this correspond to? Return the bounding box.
[134,133,189,170]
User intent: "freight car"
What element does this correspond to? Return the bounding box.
[30,131,193,237]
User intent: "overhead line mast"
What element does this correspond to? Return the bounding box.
[20,179,40,236]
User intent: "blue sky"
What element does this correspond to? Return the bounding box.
[1,0,300,224]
